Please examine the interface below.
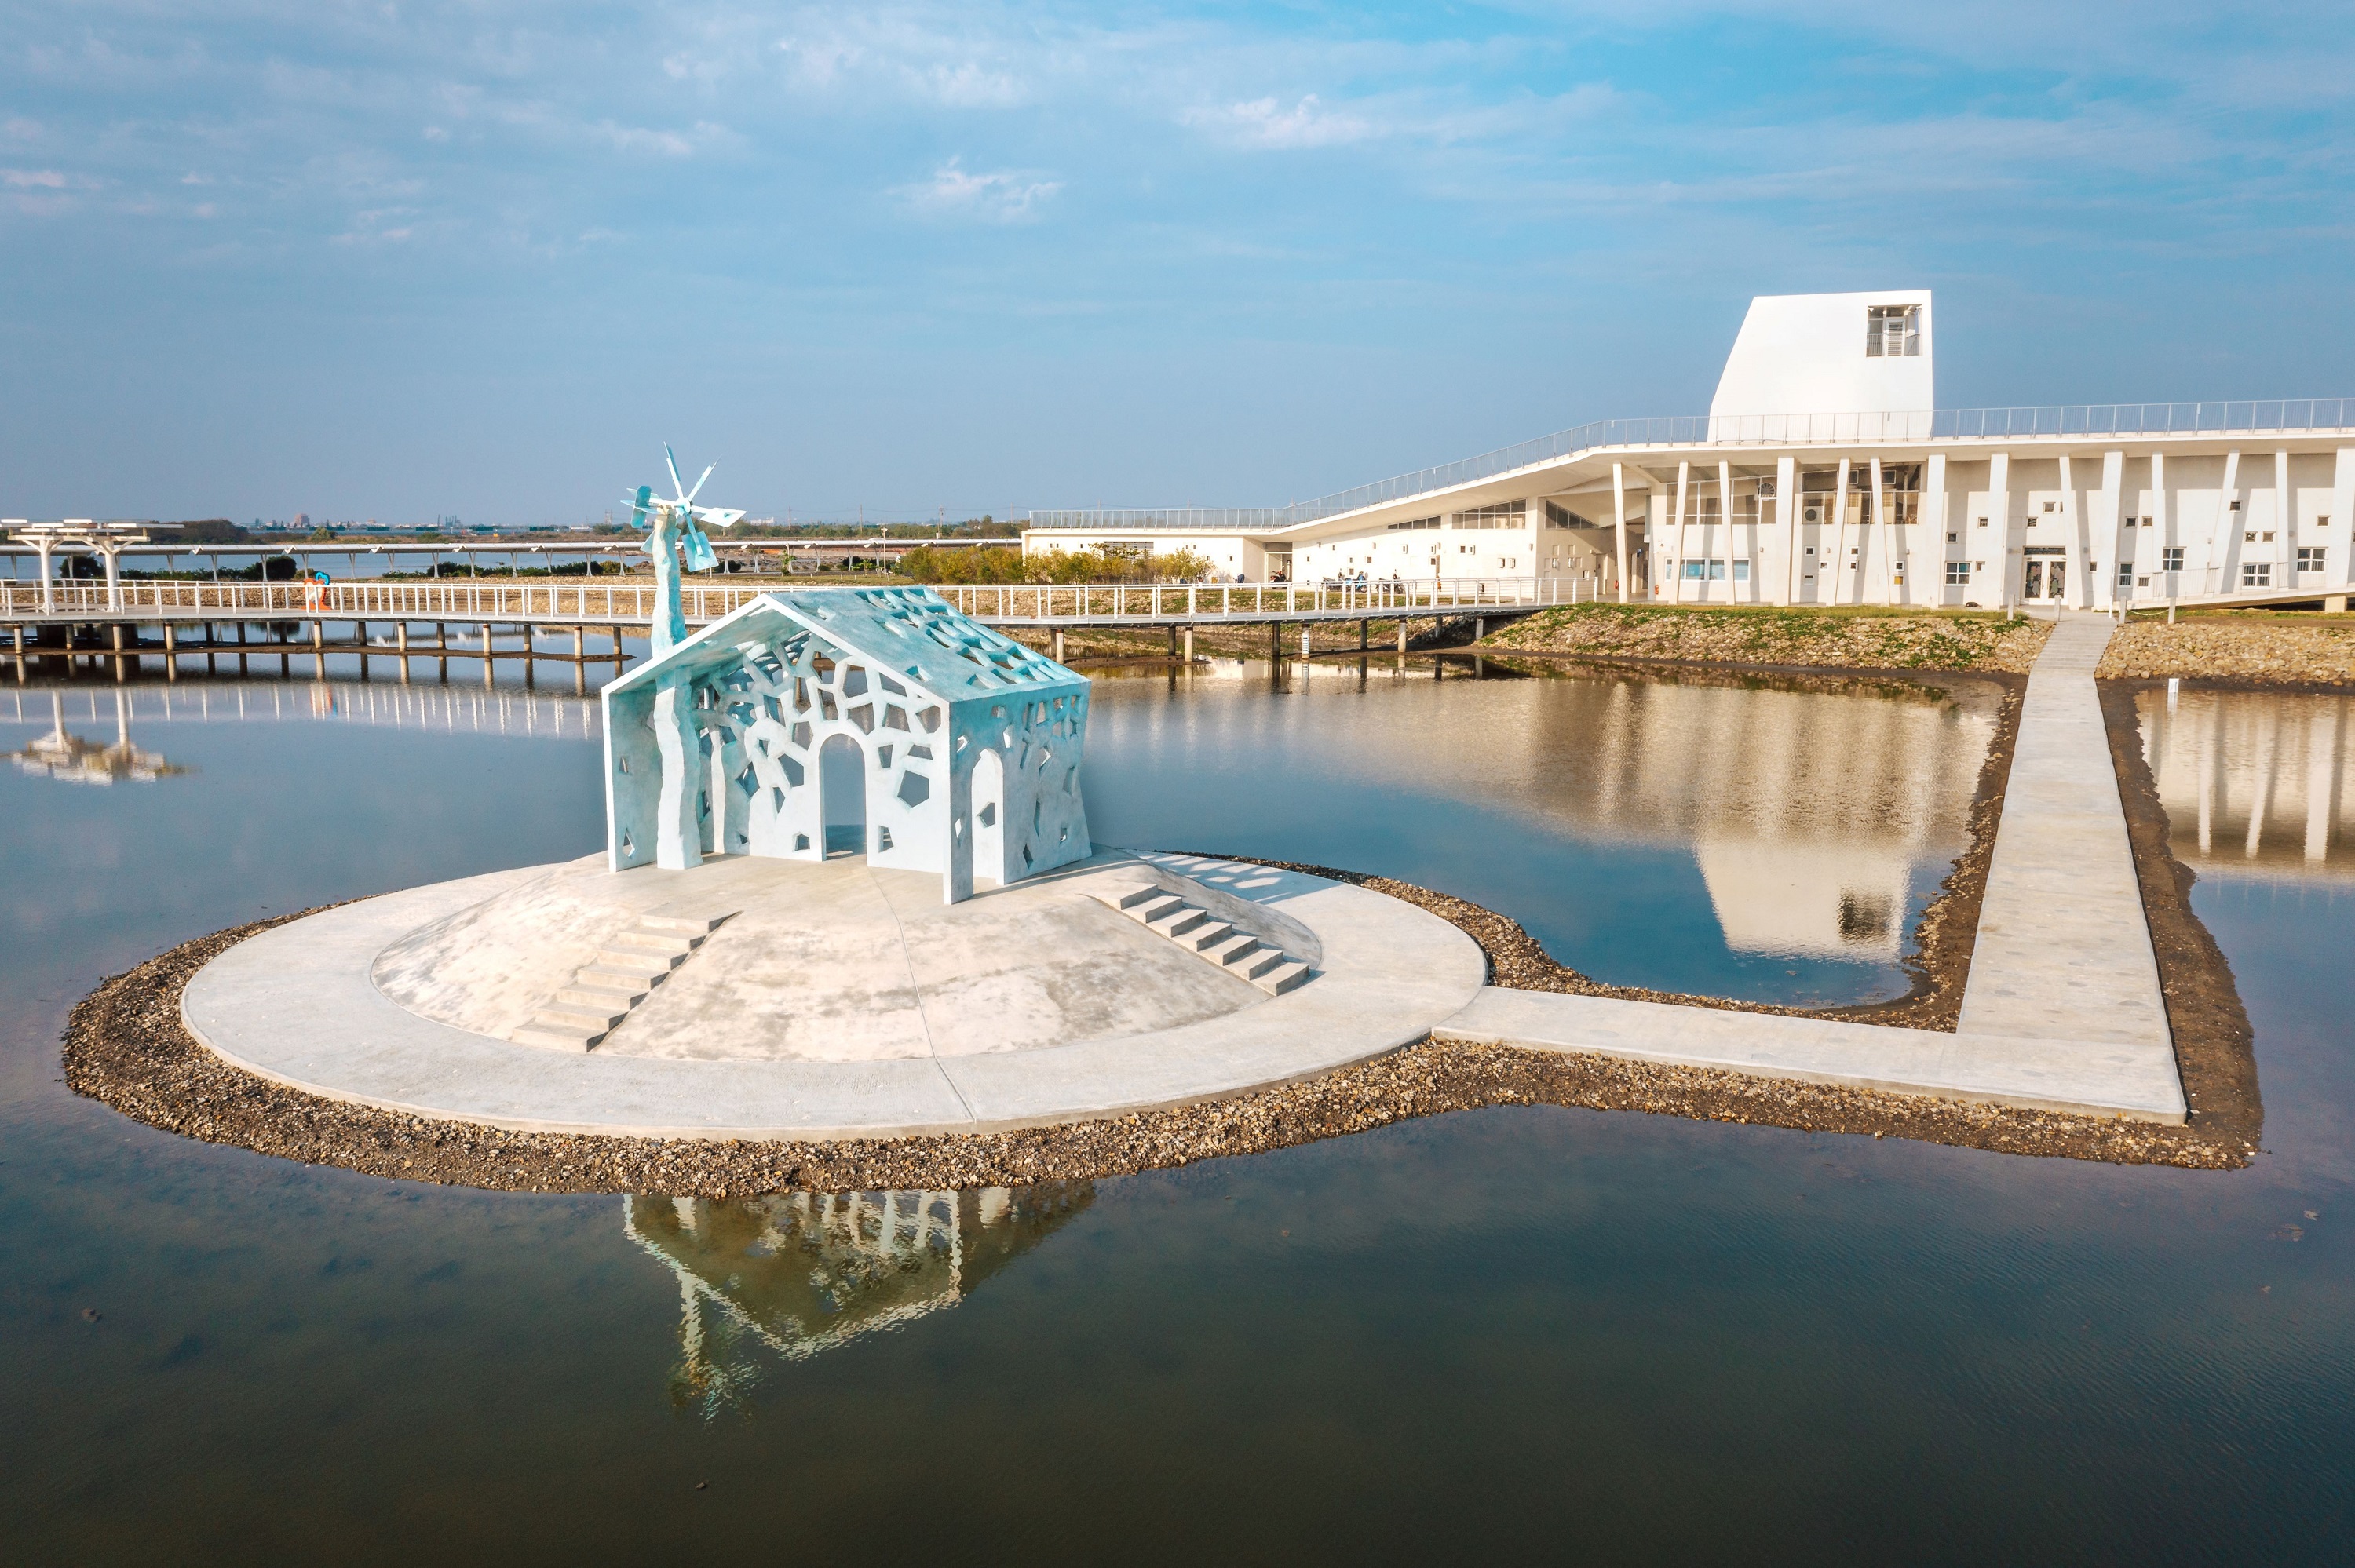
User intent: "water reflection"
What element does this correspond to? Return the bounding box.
[2141,687,2353,881]
[626,1185,1094,1412]
[1091,660,1999,986]
[1,676,603,742]
[7,689,184,783]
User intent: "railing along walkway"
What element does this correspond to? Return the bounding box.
[0,576,1597,627]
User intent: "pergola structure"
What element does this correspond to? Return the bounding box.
[4,520,181,615]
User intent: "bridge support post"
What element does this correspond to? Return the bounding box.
[2328,594,2350,614]
[1360,618,1367,651]
[1271,621,1281,663]
[482,622,495,687]
[1301,624,1310,658]
[1183,625,1193,662]
[1167,624,1178,658]
[1052,628,1065,663]
[397,621,411,684]
[163,622,177,682]
[312,618,325,679]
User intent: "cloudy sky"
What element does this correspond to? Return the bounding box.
[2,2,2349,524]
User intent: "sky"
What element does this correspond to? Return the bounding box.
[2,1,2350,526]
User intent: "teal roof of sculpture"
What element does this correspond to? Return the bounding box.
[604,586,1085,704]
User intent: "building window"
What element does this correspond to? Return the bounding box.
[2117,562,2135,586]
[1865,303,1922,357]
[1544,501,1601,530]
[1732,560,1751,582]
[1681,560,1728,580]
[1386,516,1440,531]
[2297,547,2326,572]
[1945,560,1970,584]
[2162,546,2185,571]
[1455,503,1524,529]
[2242,561,2273,587]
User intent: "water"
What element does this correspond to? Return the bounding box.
[2,662,2350,1563]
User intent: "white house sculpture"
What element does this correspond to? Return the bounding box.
[601,586,1094,903]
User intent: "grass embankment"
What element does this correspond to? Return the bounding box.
[1483,603,2053,673]
[2098,612,2355,687]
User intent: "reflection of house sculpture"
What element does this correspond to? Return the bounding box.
[624,1186,1094,1411]
[600,587,1092,902]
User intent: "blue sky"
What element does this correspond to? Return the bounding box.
[2,2,2350,525]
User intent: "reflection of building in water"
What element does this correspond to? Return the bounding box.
[7,691,184,784]
[2141,690,2352,880]
[626,1184,1093,1413]
[1116,669,1998,963]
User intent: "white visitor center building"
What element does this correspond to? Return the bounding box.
[1022,290,2355,613]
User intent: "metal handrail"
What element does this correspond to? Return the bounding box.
[0,574,1605,625]
[1028,399,2355,531]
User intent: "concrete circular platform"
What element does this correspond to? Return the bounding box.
[179,849,1488,1140]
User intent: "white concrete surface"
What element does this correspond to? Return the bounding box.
[1957,614,2173,1046]
[181,849,1488,1140]
[1433,988,2185,1122]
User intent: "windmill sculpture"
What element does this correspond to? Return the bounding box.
[628,446,747,655]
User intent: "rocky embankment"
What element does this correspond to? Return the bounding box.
[2096,618,2355,687]
[1484,604,2053,673]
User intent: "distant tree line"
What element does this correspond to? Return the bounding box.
[896,545,1217,585]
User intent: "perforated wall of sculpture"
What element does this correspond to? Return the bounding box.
[600,587,1093,903]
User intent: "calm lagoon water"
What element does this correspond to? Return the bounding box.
[2,659,2350,1563]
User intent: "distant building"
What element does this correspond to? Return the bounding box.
[1024,289,2355,611]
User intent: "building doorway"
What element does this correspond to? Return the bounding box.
[820,734,866,857]
[2024,560,2045,600]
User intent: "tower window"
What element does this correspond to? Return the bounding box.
[1865,304,1922,357]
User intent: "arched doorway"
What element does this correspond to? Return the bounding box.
[972,747,1006,888]
[819,734,866,858]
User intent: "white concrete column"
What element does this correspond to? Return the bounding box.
[1830,458,1853,604]
[2152,453,2172,602]
[1990,451,2013,607]
[1718,459,1736,603]
[2333,447,2355,592]
[2057,454,2086,607]
[1612,463,1630,603]
[1925,453,1949,604]
[1774,455,1798,605]
[2096,450,2125,611]
[2210,450,2244,596]
[2275,448,2295,583]
[1869,457,1893,605]
[1670,461,1691,604]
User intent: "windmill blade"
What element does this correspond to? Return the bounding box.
[664,444,685,500]
[627,484,652,533]
[692,506,747,529]
[684,464,713,505]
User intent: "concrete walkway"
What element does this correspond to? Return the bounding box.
[1436,614,2189,1123]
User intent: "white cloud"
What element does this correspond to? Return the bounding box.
[897,156,1061,221]
[1186,94,1375,150]
[2,168,68,188]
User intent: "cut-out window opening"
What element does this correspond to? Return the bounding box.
[1864,303,1921,357]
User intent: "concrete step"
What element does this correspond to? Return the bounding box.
[1146,904,1210,939]
[536,1001,629,1030]
[1125,894,1190,925]
[513,1023,604,1052]
[608,929,698,957]
[1108,884,1165,912]
[1236,946,1291,981]
[641,912,728,936]
[557,979,647,1008]
[1203,933,1264,967]
[579,961,667,989]
[595,946,685,974]
[1181,920,1239,952]
[1255,960,1314,996]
